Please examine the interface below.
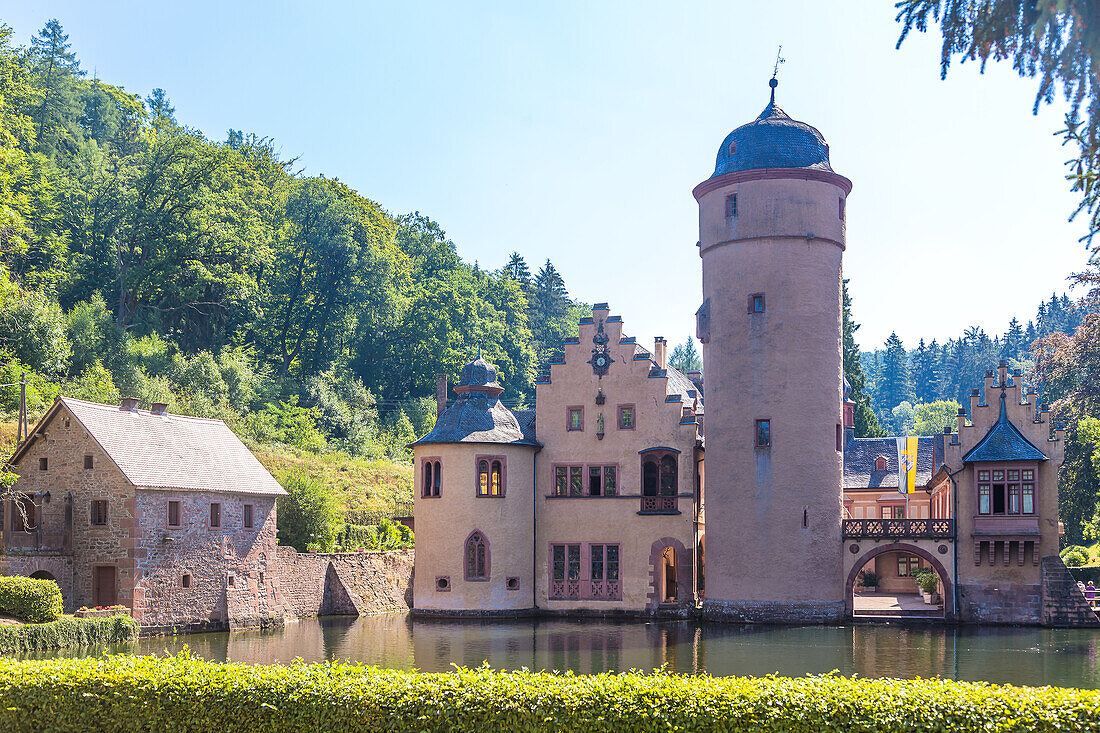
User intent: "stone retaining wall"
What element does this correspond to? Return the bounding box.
[1041,555,1100,627]
[274,547,413,619]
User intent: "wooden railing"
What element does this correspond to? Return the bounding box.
[842,518,955,540]
[639,495,678,513]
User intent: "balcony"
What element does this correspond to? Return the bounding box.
[639,495,679,514]
[549,579,622,601]
[842,518,955,540]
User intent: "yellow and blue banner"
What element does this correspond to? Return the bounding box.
[896,436,918,495]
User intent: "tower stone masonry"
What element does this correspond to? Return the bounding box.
[697,81,850,622]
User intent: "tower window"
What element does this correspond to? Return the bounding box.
[754,419,771,448]
[476,456,505,497]
[727,141,737,155]
[748,293,765,314]
[726,194,738,217]
[465,531,489,580]
[839,197,845,221]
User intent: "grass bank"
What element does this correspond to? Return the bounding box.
[0,614,137,654]
[1,654,1098,732]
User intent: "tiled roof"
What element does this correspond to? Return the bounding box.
[39,397,286,495]
[843,436,934,490]
[513,410,538,444]
[412,394,540,447]
[712,97,833,178]
[963,396,1047,463]
[664,365,704,414]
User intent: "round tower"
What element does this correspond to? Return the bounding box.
[411,353,539,613]
[696,80,850,622]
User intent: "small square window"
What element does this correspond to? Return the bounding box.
[567,407,583,432]
[38,457,47,471]
[726,193,738,217]
[228,575,235,587]
[182,573,191,589]
[84,455,93,470]
[618,405,635,430]
[755,419,771,448]
[167,500,181,528]
[436,576,451,592]
[209,503,221,529]
[243,504,253,529]
[90,499,108,526]
[748,293,765,314]
[506,577,520,590]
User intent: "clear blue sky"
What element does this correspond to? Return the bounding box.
[3,1,1092,353]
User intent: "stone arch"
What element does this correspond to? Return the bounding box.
[29,570,56,582]
[845,542,954,621]
[647,537,691,610]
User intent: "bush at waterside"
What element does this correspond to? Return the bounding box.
[1,653,1098,732]
[0,576,63,623]
[0,614,137,654]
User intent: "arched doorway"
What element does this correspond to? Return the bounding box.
[648,537,689,609]
[846,542,953,621]
[29,570,56,582]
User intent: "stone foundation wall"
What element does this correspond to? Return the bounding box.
[700,599,845,624]
[957,583,1042,624]
[274,547,413,618]
[1040,555,1100,627]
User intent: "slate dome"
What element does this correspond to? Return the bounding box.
[712,83,833,178]
[457,356,501,391]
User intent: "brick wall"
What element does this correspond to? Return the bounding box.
[957,583,1042,624]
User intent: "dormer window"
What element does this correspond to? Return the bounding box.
[727,141,737,155]
[726,194,738,218]
[875,456,887,472]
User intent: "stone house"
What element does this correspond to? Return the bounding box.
[1,396,288,631]
[411,305,703,616]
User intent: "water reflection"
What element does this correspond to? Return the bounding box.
[18,614,1100,689]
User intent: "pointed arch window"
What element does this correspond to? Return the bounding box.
[476,455,506,497]
[465,531,489,580]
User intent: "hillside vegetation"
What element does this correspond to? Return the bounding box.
[0,17,588,533]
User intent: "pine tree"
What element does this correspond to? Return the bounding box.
[912,338,937,403]
[29,19,83,156]
[842,280,884,437]
[877,332,912,413]
[668,336,702,373]
[1003,317,1025,361]
[146,88,176,126]
[503,252,531,287]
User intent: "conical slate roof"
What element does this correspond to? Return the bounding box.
[962,394,1047,463]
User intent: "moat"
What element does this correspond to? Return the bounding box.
[19,614,1100,689]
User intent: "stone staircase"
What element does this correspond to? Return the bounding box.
[1041,556,1100,627]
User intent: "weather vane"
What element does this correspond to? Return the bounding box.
[770,45,785,104]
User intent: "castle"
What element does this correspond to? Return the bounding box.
[411,81,1097,626]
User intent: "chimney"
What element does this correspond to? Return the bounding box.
[436,374,448,418]
[119,397,139,412]
[686,369,704,393]
[150,402,169,416]
[654,337,667,370]
[997,359,1009,388]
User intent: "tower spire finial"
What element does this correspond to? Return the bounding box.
[477,339,482,359]
[770,45,784,105]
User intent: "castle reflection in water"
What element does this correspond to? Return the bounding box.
[25,614,1100,690]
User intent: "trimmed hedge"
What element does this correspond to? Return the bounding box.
[0,614,137,654]
[0,576,63,623]
[0,654,1098,732]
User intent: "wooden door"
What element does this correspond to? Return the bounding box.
[94,566,116,606]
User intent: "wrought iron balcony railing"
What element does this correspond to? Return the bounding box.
[842,518,955,540]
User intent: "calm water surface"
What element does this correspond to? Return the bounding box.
[19,614,1100,689]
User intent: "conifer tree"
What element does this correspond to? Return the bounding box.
[912,338,937,404]
[504,252,531,287]
[877,332,912,414]
[668,336,702,373]
[29,18,82,156]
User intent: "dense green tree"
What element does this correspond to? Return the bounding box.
[669,336,702,373]
[276,472,340,552]
[912,338,937,404]
[504,252,531,286]
[877,332,912,417]
[28,19,82,158]
[145,88,175,126]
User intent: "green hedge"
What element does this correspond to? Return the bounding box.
[0,614,137,654]
[0,576,63,623]
[1,654,1098,732]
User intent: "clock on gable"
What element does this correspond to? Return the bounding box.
[588,319,614,376]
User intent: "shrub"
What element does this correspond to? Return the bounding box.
[0,614,136,654]
[1062,546,1090,568]
[277,472,340,552]
[1,655,1099,732]
[0,576,64,623]
[857,570,879,588]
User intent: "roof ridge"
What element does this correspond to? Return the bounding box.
[59,396,227,424]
